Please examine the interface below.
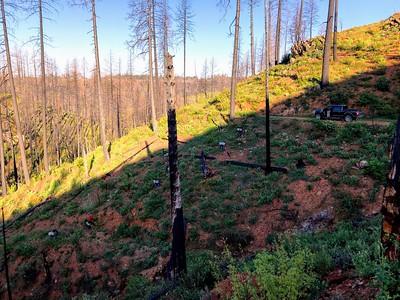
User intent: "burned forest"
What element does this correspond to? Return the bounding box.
[0,0,399,299]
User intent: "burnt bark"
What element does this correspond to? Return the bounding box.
[166,53,186,278]
[381,117,400,261]
[333,0,339,61]
[230,0,241,120]
[321,0,335,87]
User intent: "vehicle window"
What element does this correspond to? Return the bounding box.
[332,106,342,113]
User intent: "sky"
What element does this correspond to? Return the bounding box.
[9,0,400,77]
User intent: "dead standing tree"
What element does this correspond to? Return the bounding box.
[72,0,110,160]
[321,0,334,87]
[248,0,258,75]
[333,0,338,61]
[26,0,58,172]
[166,53,186,278]
[128,0,158,133]
[275,0,282,65]
[176,0,194,106]
[264,0,286,175]
[1,0,31,184]
[381,117,400,261]
[219,0,241,120]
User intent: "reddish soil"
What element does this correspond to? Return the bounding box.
[320,269,379,299]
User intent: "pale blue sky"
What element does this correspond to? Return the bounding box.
[10,0,400,76]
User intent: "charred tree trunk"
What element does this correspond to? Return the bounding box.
[39,0,49,173]
[0,104,6,196]
[148,0,158,132]
[91,0,110,160]
[249,0,256,76]
[381,117,400,261]
[264,0,271,174]
[152,0,161,113]
[333,0,339,62]
[1,0,30,184]
[2,208,12,300]
[166,53,186,278]
[321,0,335,87]
[275,0,282,65]
[229,0,241,120]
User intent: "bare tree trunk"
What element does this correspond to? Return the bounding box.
[148,0,158,132]
[275,0,282,65]
[249,0,255,76]
[381,117,400,261]
[229,0,241,120]
[296,0,304,42]
[152,0,161,115]
[39,0,49,173]
[321,0,335,87]
[210,58,215,96]
[268,1,273,66]
[1,0,30,184]
[0,103,6,196]
[333,0,338,61]
[91,0,110,160]
[264,0,271,174]
[166,53,186,278]
[117,58,122,138]
[183,5,188,105]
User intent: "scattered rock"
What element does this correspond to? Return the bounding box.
[300,208,335,233]
[153,179,161,188]
[47,229,59,238]
[354,160,369,169]
[383,13,400,31]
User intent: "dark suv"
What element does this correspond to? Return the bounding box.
[314,105,363,122]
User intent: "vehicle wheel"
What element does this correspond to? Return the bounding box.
[315,114,322,120]
[345,115,353,122]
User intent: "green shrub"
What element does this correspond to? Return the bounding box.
[113,223,141,239]
[231,247,318,300]
[365,158,388,182]
[312,120,337,134]
[125,276,152,299]
[219,228,253,251]
[338,123,368,142]
[328,89,354,105]
[15,242,36,257]
[333,190,362,219]
[142,194,165,219]
[376,77,391,92]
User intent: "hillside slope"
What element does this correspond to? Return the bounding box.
[0,14,399,299]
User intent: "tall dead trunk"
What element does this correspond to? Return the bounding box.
[183,4,188,105]
[321,0,335,87]
[1,0,30,184]
[333,0,338,62]
[91,0,110,160]
[148,0,158,132]
[267,0,273,66]
[162,0,169,114]
[0,103,6,196]
[39,0,49,173]
[249,0,255,75]
[152,0,161,114]
[381,117,400,261]
[296,0,304,42]
[117,58,122,138]
[229,0,241,120]
[275,0,282,65]
[166,53,186,278]
[264,0,271,174]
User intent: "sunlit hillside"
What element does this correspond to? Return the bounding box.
[0,13,399,300]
